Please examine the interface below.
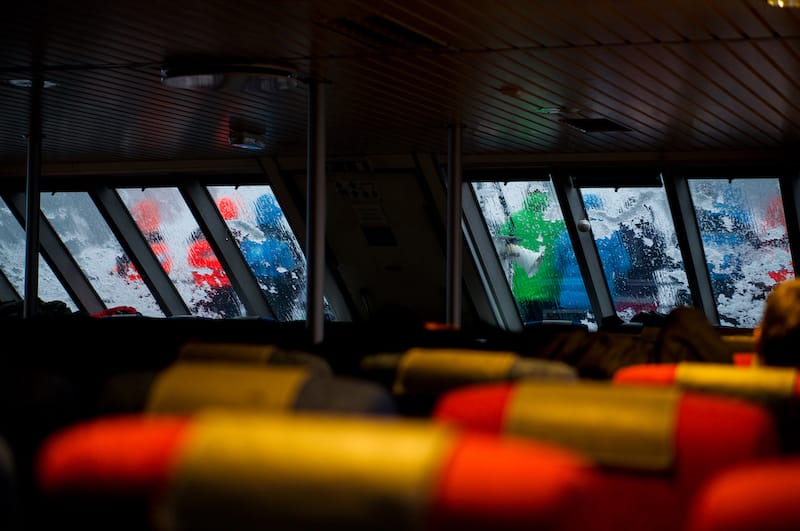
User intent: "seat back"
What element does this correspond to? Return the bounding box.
[614,362,800,453]
[360,347,577,415]
[176,341,332,374]
[614,362,800,401]
[36,411,593,531]
[686,457,800,531]
[433,380,781,531]
[98,360,395,416]
[362,348,577,393]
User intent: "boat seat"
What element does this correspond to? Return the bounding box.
[36,411,594,531]
[686,456,800,531]
[359,347,576,416]
[433,380,781,531]
[97,358,395,416]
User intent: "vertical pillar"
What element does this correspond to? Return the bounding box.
[23,73,43,318]
[306,79,326,344]
[446,124,463,327]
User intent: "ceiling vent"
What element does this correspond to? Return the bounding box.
[160,59,300,92]
[562,118,631,133]
[318,15,447,49]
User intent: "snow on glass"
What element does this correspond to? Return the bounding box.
[0,187,310,320]
[0,198,77,310]
[473,177,793,329]
[0,178,792,327]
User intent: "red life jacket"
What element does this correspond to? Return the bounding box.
[187,238,231,288]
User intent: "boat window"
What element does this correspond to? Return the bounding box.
[688,178,793,328]
[0,197,76,310]
[40,191,163,316]
[579,187,691,321]
[207,185,311,321]
[472,180,594,326]
[116,187,245,318]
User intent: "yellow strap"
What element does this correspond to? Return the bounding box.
[157,411,455,531]
[506,381,679,471]
[177,341,279,364]
[394,348,517,395]
[146,362,309,413]
[676,362,797,399]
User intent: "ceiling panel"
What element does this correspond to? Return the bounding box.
[1,0,799,170]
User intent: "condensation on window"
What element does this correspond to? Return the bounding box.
[116,188,244,319]
[689,178,794,328]
[472,180,595,327]
[207,185,313,321]
[580,187,691,321]
[39,191,163,316]
[0,198,76,310]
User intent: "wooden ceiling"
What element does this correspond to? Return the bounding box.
[2,0,800,169]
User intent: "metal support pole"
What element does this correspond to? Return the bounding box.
[446,124,463,327]
[23,73,43,318]
[306,80,326,344]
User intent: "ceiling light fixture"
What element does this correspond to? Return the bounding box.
[535,106,565,115]
[228,130,267,151]
[767,0,800,7]
[3,79,58,89]
[160,60,300,92]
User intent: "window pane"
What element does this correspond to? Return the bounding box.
[207,185,311,321]
[0,198,76,309]
[580,187,691,321]
[472,180,595,326]
[688,178,794,328]
[117,188,244,319]
[39,192,163,316]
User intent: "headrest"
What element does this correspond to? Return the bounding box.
[434,381,780,531]
[99,361,395,416]
[394,348,518,395]
[37,415,192,495]
[159,412,456,531]
[437,381,680,471]
[177,341,331,375]
[615,362,800,400]
[146,362,312,413]
[686,457,800,531]
[361,348,576,396]
[677,363,798,399]
[37,412,591,531]
[505,382,680,471]
[435,380,780,477]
